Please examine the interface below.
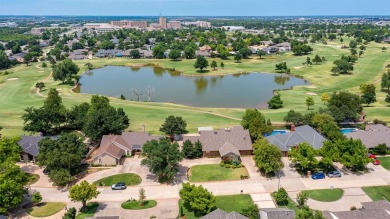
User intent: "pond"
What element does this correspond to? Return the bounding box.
[77,66,309,108]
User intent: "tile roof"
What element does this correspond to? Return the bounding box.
[18,135,58,157]
[345,130,390,149]
[259,208,295,219]
[266,125,326,151]
[200,209,249,219]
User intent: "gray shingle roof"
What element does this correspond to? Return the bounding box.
[259,208,295,219]
[18,135,58,157]
[219,142,240,157]
[200,209,249,219]
[366,124,390,131]
[330,209,390,219]
[265,125,326,151]
[345,130,390,149]
[361,200,390,211]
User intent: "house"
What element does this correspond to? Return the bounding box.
[199,45,212,52]
[195,50,211,57]
[200,208,248,219]
[8,53,26,63]
[39,40,50,47]
[18,135,58,162]
[275,42,291,52]
[266,125,327,156]
[259,208,295,219]
[383,38,390,43]
[183,126,252,160]
[323,200,390,219]
[139,49,153,58]
[345,124,390,149]
[91,132,160,166]
[261,41,274,47]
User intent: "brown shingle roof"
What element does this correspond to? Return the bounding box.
[259,208,295,219]
[121,132,160,150]
[345,130,390,148]
[219,142,240,157]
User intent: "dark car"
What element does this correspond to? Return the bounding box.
[311,172,325,180]
[111,182,126,190]
[328,171,342,178]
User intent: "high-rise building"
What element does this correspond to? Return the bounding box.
[167,21,181,29]
[111,20,147,29]
[159,16,167,29]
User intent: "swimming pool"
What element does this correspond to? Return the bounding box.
[340,128,358,134]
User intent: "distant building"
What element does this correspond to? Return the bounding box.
[0,22,18,28]
[183,21,211,28]
[83,23,121,34]
[50,24,60,28]
[31,27,45,35]
[221,26,245,32]
[159,16,167,29]
[111,20,147,29]
[167,21,181,29]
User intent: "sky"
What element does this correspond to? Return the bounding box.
[0,0,389,16]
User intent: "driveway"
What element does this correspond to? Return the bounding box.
[18,162,53,187]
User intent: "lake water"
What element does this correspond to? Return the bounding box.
[77,66,308,108]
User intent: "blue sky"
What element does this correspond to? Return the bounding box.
[1,0,389,16]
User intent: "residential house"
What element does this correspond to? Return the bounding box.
[275,42,291,52]
[266,125,327,156]
[139,49,153,58]
[91,132,160,166]
[39,40,50,47]
[262,47,278,54]
[345,124,390,149]
[18,135,58,162]
[195,50,211,57]
[261,41,274,47]
[110,38,119,45]
[200,209,248,219]
[8,53,26,63]
[323,200,390,219]
[199,45,212,52]
[259,208,295,219]
[383,38,390,43]
[183,126,252,160]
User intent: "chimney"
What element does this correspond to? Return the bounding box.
[290,124,295,132]
[141,124,145,132]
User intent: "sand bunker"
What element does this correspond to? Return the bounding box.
[306,85,317,89]
[6,78,18,81]
[306,92,317,96]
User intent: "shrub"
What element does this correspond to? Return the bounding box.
[63,207,76,219]
[224,164,231,168]
[350,206,357,211]
[275,187,288,206]
[371,144,388,155]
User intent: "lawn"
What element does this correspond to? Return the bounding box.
[363,186,390,201]
[27,202,65,217]
[26,173,40,185]
[121,200,157,210]
[75,202,99,219]
[188,164,249,182]
[378,157,390,170]
[180,194,254,219]
[306,189,344,202]
[93,173,141,186]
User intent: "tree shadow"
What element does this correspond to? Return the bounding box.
[196,70,210,73]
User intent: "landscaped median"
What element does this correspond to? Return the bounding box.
[26,202,65,217]
[121,200,157,210]
[188,164,249,182]
[306,188,344,202]
[92,173,142,186]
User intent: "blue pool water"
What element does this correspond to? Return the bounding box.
[264,130,288,137]
[340,128,357,134]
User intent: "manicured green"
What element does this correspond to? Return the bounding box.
[27,202,65,217]
[363,186,390,201]
[76,202,99,219]
[272,192,299,212]
[121,200,157,210]
[378,157,390,170]
[306,189,344,202]
[93,173,141,186]
[26,173,40,185]
[180,194,254,219]
[189,164,249,182]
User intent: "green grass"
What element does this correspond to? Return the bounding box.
[306,189,344,202]
[27,202,65,217]
[180,194,254,219]
[121,200,157,210]
[271,192,299,212]
[363,186,390,201]
[92,173,141,186]
[189,164,249,182]
[378,157,390,170]
[75,202,99,219]
[26,173,40,185]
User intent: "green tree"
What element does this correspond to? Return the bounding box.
[257,50,266,59]
[84,62,93,71]
[194,55,209,71]
[159,115,188,136]
[139,188,146,205]
[0,50,12,69]
[35,82,45,91]
[210,60,217,70]
[371,144,388,155]
[382,47,387,52]
[253,139,284,175]
[52,59,80,83]
[284,110,304,125]
[63,207,76,219]
[296,191,309,208]
[386,93,390,103]
[184,45,196,59]
[331,59,354,74]
[31,191,42,205]
[289,142,318,172]
[349,40,358,49]
[67,102,90,130]
[220,62,224,68]
[360,83,376,106]
[41,62,47,68]
[241,109,273,141]
[267,94,283,109]
[311,113,343,141]
[328,91,362,122]
[234,53,242,63]
[274,187,288,206]
[141,138,183,182]
[306,96,314,110]
[83,95,129,141]
[320,92,330,104]
[169,50,181,61]
[275,62,288,73]
[312,55,322,64]
[305,57,312,66]
[179,183,216,217]
[130,50,140,59]
[69,181,100,211]
[381,72,390,91]
[152,44,166,59]
[182,140,203,159]
[239,47,252,59]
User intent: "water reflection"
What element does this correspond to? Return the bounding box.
[274,75,290,85]
[194,78,209,94]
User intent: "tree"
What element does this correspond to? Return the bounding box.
[306,96,314,110]
[331,59,353,74]
[268,94,283,109]
[179,183,216,217]
[182,140,203,159]
[184,45,196,59]
[234,53,242,63]
[83,95,129,141]
[358,50,364,57]
[292,44,313,56]
[275,62,288,73]
[69,181,100,211]
[340,38,344,43]
[312,55,322,64]
[152,44,165,59]
[241,204,259,219]
[284,110,305,125]
[320,92,330,104]
[241,109,273,141]
[274,187,288,206]
[31,192,42,205]
[67,102,90,129]
[381,72,390,91]
[253,139,284,175]
[84,62,93,71]
[194,55,209,71]
[296,191,309,208]
[371,144,388,155]
[327,91,362,122]
[41,62,47,68]
[220,62,224,68]
[349,40,358,49]
[11,43,21,54]
[210,60,217,70]
[141,138,183,182]
[305,57,312,66]
[35,82,45,91]
[63,207,77,219]
[0,50,12,70]
[169,50,181,61]
[159,115,188,136]
[296,207,325,219]
[386,93,390,103]
[130,49,140,59]
[257,50,266,59]
[239,47,252,59]
[289,142,318,172]
[52,59,80,84]
[139,188,146,205]
[382,47,387,52]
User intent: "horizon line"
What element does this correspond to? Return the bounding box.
[1,14,390,17]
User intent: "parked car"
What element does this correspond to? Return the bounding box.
[111,182,126,190]
[373,159,380,165]
[311,172,325,180]
[43,168,50,175]
[368,153,377,159]
[328,171,342,178]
